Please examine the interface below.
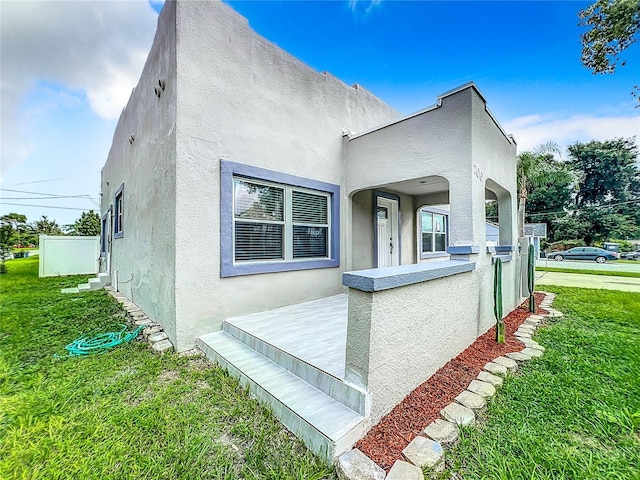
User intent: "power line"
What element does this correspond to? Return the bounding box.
[1,196,99,200]
[0,202,95,211]
[14,177,64,185]
[527,199,640,218]
[0,188,97,198]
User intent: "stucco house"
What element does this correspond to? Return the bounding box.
[101,0,524,461]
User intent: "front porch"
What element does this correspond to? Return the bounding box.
[197,294,367,462]
[197,258,506,462]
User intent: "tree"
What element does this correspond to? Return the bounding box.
[0,213,27,247]
[564,137,640,244]
[0,218,13,271]
[525,163,575,242]
[66,211,101,236]
[569,138,639,207]
[517,142,569,237]
[580,0,640,74]
[579,0,640,104]
[33,216,62,236]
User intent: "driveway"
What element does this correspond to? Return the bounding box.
[536,258,640,274]
[536,271,640,292]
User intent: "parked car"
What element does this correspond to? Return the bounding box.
[619,251,640,260]
[547,247,618,263]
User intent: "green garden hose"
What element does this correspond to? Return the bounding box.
[55,324,143,358]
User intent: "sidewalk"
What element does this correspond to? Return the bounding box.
[536,271,640,292]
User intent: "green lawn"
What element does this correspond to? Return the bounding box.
[0,257,334,480]
[537,266,640,278]
[435,287,640,479]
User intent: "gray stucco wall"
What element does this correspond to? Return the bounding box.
[172,0,400,349]
[350,190,416,271]
[101,2,177,342]
[346,269,482,425]
[346,85,520,321]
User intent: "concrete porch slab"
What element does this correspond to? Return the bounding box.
[223,294,348,378]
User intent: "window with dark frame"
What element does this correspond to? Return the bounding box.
[233,177,329,263]
[114,184,124,238]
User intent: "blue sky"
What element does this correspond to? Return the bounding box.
[1,0,638,226]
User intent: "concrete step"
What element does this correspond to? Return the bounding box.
[197,331,366,462]
[61,274,110,294]
[223,321,366,415]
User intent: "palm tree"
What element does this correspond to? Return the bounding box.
[517,141,566,237]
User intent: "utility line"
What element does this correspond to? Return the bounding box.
[1,196,98,200]
[0,188,97,198]
[527,199,640,218]
[0,202,94,211]
[14,177,64,185]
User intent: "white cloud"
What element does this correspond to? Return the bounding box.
[347,0,382,16]
[0,1,158,175]
[503,112,640,156]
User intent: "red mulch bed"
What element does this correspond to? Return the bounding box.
[355,293,548,472]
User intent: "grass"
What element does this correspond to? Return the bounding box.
[537,266,640,278]
[433,287,640,479]
[0,257,334,480]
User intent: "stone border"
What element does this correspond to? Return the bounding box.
[336,292,560,480]
[104,286,174,355]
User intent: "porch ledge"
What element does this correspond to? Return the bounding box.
[492,254,512,264]
[343,260,476,292]
[487,245,515,254]
[447,245,480,255]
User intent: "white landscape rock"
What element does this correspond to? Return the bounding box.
[455,390,486,411]
[477,370,503,387]
[148,331,169,344]
[402,436,444,470]
[521,347,544,358]
[386,460,424,480]
[336,449,386,480]
[150,339,174,355]
[483,362,508,376]
[505,351,532,362]
[492,356,518,372]
[441,402,475,426]
[423,418,459,447]
[516,337,545,351]
[467,379,496,398]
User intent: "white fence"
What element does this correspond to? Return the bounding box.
[38,235,100,277]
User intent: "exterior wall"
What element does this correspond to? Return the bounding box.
[350,190,416,271]
[350,191,374,271]
[172,0,400,349]
[100,2,178,342]
[39,235,100,277]
[346,84,520,322]
[345,88,473,226]
[345,268,481,425]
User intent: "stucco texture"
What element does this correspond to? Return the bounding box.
[171,1,399,349]
[346,269,483,425]
[101,1,177,342]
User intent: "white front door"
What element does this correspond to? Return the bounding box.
[376,197,399,267]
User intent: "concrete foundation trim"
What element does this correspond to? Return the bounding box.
[342,260,475,292]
